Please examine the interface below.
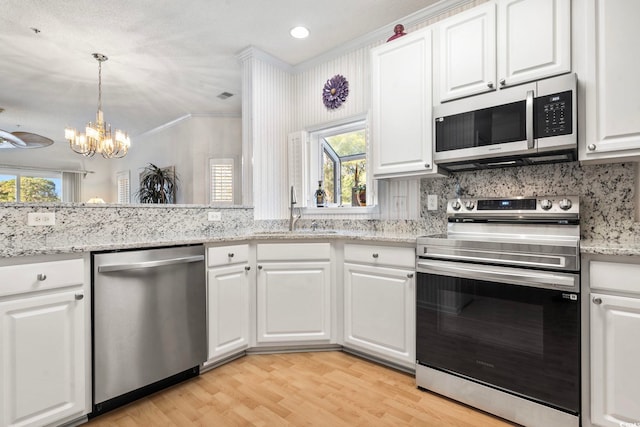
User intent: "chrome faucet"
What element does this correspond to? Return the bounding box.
[289,185,301,231]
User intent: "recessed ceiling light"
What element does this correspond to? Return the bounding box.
[290,26,309,39]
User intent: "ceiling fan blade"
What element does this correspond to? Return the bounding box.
[11,131,54,148]
[0,129,28,148]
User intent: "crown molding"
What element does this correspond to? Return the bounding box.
[138,112,241,138]
[293,0,474,73]
[237,46,295,73]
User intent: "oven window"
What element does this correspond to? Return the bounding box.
[435,100,526,152]
[416,272,580,414]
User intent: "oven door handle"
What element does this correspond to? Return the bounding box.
[416,259,578,291]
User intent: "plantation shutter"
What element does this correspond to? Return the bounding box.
[209,158,234,204]
[116,171,130,203]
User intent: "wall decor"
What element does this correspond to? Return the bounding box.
[387,24,407,42]
[322,74,349,109]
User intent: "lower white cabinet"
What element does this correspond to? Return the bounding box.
[206,244,251,363]
[590,292,640,427]
[0,257,86,427]
[256,243,332,345]
[343,244,415,369]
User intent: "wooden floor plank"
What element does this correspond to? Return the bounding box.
[86,351,516,427]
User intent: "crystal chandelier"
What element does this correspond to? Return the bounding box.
[65,53,130,158]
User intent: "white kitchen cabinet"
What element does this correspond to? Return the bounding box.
[256,243,332,345]
[0,257,86,427]
[371,27,438,178]
[587,257,640,427]
[435,0,570,103]
[343,244,415,369]
[577,0,640,162]
[590,293,640,427]
[206,244,251,364]
[436,2,496,101]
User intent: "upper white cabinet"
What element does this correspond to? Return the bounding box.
[497,0,571,87]
[371,28,438,178]
[206,244,251,364]
[0,257,87,427]
[256,243,333,345]
[577,0,640,162]
[435,0,570,103]
[437,2,496,101]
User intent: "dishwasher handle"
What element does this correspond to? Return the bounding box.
[97,255,204,273]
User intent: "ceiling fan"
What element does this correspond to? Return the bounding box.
[0,129,54,149]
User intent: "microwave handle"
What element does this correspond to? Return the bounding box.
[526,90,535,149]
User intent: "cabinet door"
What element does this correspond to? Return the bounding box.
[580,0,640,162]
[436,2,496,102]
[256,262,331,344]
[590,293,640,427]
[343,263,415,369]
[207,263,250,362]
[497,0,570,87]
[0,290,85,427]
[371,28,435,178]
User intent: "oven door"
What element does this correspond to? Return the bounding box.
[416,259,580,414]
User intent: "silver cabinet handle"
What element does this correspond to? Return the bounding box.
[37,273,47,281]
[499,78,506,86]
[228,253,235,258]
[487,81,494,88]
[372,253,379,258]
[98,255,204,273]
[244,265,251,271]
[407,273,414,278]
[258,265,263,270]
[425,163,431,169]
[588,144,597,151]
[592,297,602,305]
[75,293,84,301]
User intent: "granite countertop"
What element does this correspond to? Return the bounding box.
[580,239,640,257]
[1,229,419,258]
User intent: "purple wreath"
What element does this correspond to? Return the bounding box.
[322,74,349,109]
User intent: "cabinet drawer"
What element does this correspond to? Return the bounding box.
[207,244,249,267]
[590,260,640,295]
[345,244,415,268]
[0,258,84,298]
[257,243,330,261]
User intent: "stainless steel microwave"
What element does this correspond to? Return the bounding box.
[434,73,577,172]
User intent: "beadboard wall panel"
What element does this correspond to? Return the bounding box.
[244,55,294,220]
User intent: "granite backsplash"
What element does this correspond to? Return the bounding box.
[0,161,636,257]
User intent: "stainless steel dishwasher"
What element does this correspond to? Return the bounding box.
[91,245,206,416]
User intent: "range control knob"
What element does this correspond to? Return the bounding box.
[559,198,573,210]
[451,200,461,211]
[540,199,553,210]
[464,201,475,210]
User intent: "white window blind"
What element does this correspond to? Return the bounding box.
[209,158,234,204]
[116,171,130,204]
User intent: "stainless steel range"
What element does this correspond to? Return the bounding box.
[416,196,580,427]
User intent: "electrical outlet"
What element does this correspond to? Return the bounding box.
[207,211,222,222]
[27,212,56,226]
[427,195,438,211]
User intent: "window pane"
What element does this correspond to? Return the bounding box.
[341,159,366,206]
[324,130,366,156]
[322,151,336,203]
[0,174,17,202]
[19,176,61,202]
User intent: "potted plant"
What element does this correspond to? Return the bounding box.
[356,184,366,206]
[136,163,178,204]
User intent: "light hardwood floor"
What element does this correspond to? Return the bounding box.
[86,351,516,426]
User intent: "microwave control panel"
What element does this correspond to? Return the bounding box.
[534,90,572,138]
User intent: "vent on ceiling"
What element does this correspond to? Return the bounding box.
[217,92,234,100]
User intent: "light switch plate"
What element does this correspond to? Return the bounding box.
[427,195,438,211]
[27,212,56,226]
[207,211,222,221]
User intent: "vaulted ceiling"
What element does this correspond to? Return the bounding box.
[0,0,439,145]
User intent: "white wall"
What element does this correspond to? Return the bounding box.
[113,114,242,204]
